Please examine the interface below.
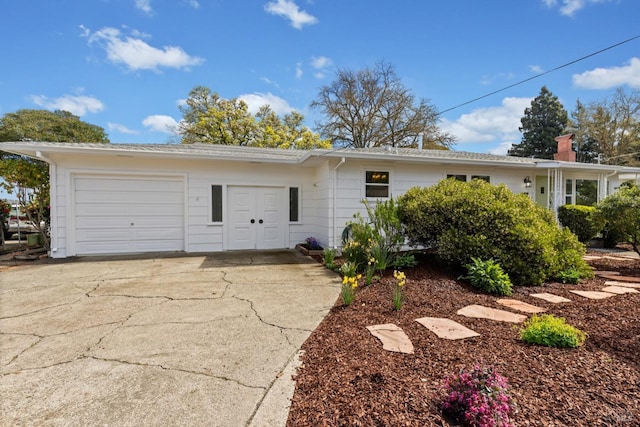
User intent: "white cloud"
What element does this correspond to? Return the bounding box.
[310,56,332,79]
[108,123,139,134]
[264,0,318,30]
[529,64,544,74]
[542,0,612,17]
[142,115,179,133]
[295,62,303,79]
[29,94,105,116]
[135,0,153,15]
[85,26,204,71]
[260,76,280,88]
[440,97,532,149]
[184,0,199,8]
[238,92,295,115]
[572,57,640,89]
[488,142,514,156]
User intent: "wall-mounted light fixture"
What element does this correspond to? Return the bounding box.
[524,176,532,188]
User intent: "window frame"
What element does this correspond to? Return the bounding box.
[364,169,391,199]
[289,186,300,223]
[210,184,224,224]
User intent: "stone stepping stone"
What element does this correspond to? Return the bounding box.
[415,317,480,340]
[570,290,615,300]
[602,286,640,295]
[583,255,603,261]
[594,271,620,277]
[366,324,414,354]
[496,298,546,313]
[530,293,571,303]
[604,280,640,289]
[456,305,527,323]
[609,275,640,283]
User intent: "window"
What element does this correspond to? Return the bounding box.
[576,179,598,206]
[471,175,491,183]
[289,187,299,222]
[211,185,223,222]
[446,174,467,182]
[565,179,573,205]
[365,171,389,198]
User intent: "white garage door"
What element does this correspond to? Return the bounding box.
[73,175,185,255]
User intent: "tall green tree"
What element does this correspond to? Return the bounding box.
[508,86,568,159]
[566,99,601,163]
[177,86,330,148]
[0,109,109,247]
[583,88,640,166]
[311,61,455,149]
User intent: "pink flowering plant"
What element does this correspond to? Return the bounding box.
[437,363,514,427]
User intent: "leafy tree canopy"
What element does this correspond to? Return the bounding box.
[311,61,455,149]
[509,86,568,159]
[177,86,330,149]
[0,109,109,247]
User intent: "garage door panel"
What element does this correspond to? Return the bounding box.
[76,190,183,205]
[74,175,184,255]
[75,177,183,192]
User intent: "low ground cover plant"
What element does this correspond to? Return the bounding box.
[460,258,513,296]
[437,363,515,427]
[520,314,586,348]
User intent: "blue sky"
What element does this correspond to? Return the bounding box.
[1,0,639,156]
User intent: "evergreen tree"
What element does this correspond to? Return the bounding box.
[508,86,568,159]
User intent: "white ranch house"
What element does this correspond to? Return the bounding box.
[1,141,639,259]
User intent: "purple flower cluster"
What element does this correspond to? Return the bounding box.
[305,236,322,250]
[438,363,514,427]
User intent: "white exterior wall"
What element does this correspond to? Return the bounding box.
[47,153,318,258]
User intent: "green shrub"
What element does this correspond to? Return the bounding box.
[558,204,604,243]
[597,183,640,255]
[520,314,586,348]
[322,248,337,269]
[398,179,590,286]
[460,258,513,296]
[556,266,582,284]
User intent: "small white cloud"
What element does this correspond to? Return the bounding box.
[264,0,318,30]
[86,26,204,71]
[310,56,332,79]
[295,62,303,79]
[135,0,153,15]
[184,0,199,8]
[488,141,514,156]
[573,57,640,89]
[142,115,179,133]
[542,0,612,17]
[238,92,294,115]
[176,98,188,108]
[29,94,105,116]
[260,77,280,88]
[529,64,544,73]
[440,97,532,146]
[480,72,515,86]
[108,123,139,134]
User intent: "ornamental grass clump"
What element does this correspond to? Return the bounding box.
[438,363,515,427]
[520,314,586,348]
[392,270,406,310]
[340,274,360,306]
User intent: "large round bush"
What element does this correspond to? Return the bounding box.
[398,178,591,286]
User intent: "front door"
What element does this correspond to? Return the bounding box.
[228,186,285,250]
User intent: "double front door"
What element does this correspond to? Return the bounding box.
[228,186,285,250]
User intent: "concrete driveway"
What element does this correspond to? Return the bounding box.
[0,250,341,426]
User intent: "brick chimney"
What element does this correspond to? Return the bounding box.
[553,133,576,162]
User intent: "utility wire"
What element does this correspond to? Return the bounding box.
[437,34,640,116]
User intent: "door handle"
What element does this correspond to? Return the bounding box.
[259,219,263,224]
[250,219,255,224]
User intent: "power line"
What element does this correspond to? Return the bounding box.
[437,34,640,116]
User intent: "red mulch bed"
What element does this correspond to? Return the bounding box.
[287,251,640,426]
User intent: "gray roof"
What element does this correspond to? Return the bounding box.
[1,141,639,172]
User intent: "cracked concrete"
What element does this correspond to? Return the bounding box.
[0,250,341,426]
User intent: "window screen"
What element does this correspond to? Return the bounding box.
[289,187,299,222]
[365,171,389,198]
